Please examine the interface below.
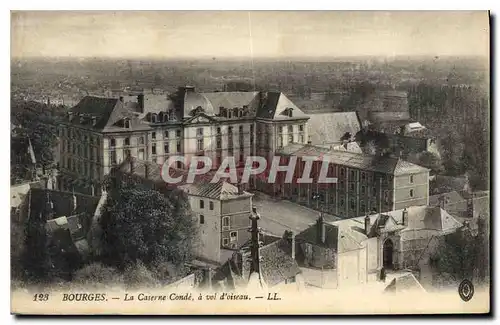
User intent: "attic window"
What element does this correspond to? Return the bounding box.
[124,119,131,128]
[286,108,293,117]
[151,114,158,123]
[162,113,168,123]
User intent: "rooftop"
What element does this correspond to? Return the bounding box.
[278,143,429,175]
[307,112,361,145]
[179,180,252,200]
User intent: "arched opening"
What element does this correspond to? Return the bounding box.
[383,239,394,269]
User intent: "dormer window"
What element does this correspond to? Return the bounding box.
[151,114,158,123]
[283,107,293,117]
[124,119,131,128]
[228,110,232,119]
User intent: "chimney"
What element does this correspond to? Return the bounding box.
[137,94,145,113]
[68,111,73,121]
[364,215,371,236]
[402,208,408,226]
[316,213,326,244]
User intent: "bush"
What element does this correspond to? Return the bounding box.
[73,262,124,288]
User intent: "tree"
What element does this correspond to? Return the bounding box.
[11,101,59,169]
[99,182,198,273]
[407,151,444,175]
[430,225,487,285]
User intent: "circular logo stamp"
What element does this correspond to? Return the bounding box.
[458,279,474,302]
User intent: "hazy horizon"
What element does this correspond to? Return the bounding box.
[11,11,489,59]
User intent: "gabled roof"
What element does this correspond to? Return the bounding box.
[308,112,361,145]
[278,143,428,175]
[296,221,363,253]
[179,180,252,200]
[256,92,309,120]
[202,91,260,113]
[69,96,152,132]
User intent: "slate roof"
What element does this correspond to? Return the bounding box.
[202,92,260,113]
[328,206,463,245]
[307,112,361,145]
[256,92,309,120]
[179,180,252,200]
[70,96,119,130]
[295,221,363,254]
[68,96,152,133]
[278,143,429,175]
[212,237,302,288]
[25,188,100,225]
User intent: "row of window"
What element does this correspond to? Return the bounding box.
[277,124,305,134]
[109,130,183,147]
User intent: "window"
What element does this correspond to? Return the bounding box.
[250,125,254,134]
[164,131,169,138]
[340,199,345,207]
[222,216,230,227]
[176,130,181,138]
[278,136,283,148]
[288,134,293,143]
[176,161,182,169]
[300,135,304,143]
[199,200,204,209]
[139,137,145,145]
[340,168,345,177]
[350,170,355,179]
[110,138,116,147]
[124,149,131,158]
[409,189,414,197]
[361,172,366,181]
[197,138,204,151]
[288,125,293,133]
[239,125,243,133]
[109,150,117,165]
[228,126,233,134]
[372,187,377,197]
[209,201,214,210]
[124,137,130,146]
[350,198,355,210]
[360,201,365,212]
[361,186,366,195]
[299,125,304,132]
[350,183,355,192]
[216,138,222,149]
[151,114,157,123]
[410,175,414,184]
[217,127,221,134]
[197,128,203,136]
[152,144,156,155]
[124,119,131,128]
[278,126,284,134]
[199,215,205,224]
[138,149,145,160]
[164,143,169,154]
[176,140,181,152]
[230,231,237,240]
[223,238,229,246]
[152,132,156,140]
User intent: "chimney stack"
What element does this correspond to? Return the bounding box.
[137,94,145,113]
[364,215,371,236]
[402,208,408,226]
[317,213,326,244]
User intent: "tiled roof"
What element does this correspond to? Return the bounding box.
[307,112,361,145]
[278,143,428,175]
[259,239,301,287]
[180,180,252,200]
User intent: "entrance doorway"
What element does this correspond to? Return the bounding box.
[383,239,394,269]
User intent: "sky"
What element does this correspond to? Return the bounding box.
[11,11,490,59]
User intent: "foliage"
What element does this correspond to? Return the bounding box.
[407,151,444,174]
[73,262,124,287]
[99,182,197,272]
[431,223,488,285]
[11,100,60,168]
[123,261,159,289]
